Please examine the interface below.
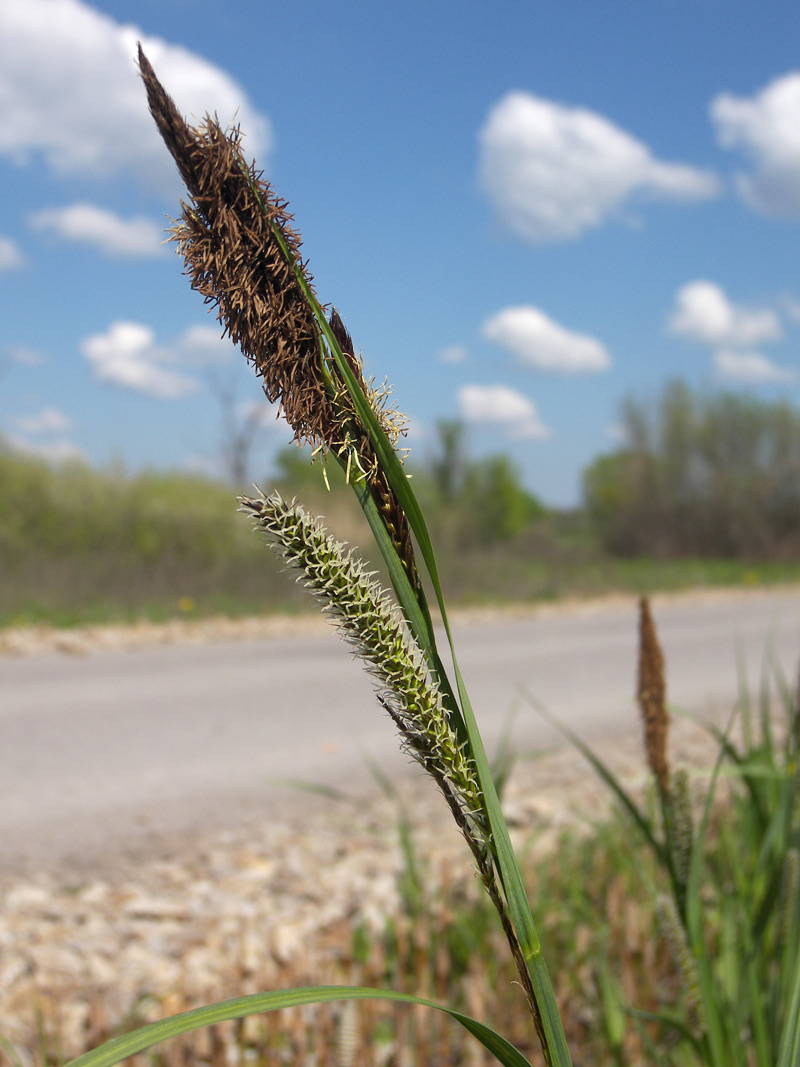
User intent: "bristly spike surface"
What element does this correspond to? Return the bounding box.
[139,44,335,449]
[239,489,482,825]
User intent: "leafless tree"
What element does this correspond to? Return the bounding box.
[207,370,278,486]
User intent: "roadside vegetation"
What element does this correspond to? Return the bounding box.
[5,385,800,630]
[11,605,800,1067]
[3,51,799,1067]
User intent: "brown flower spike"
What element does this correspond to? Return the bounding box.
[138,46,420,589]
[637,595,670,794]
[138,45,333,447]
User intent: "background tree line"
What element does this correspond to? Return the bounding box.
[4,379,800,626]
[584,380,800,558]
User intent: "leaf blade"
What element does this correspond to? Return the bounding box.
[64,986,533,1067]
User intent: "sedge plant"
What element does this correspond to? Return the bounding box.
[533,596,800,1066]
[62,49,574,1067]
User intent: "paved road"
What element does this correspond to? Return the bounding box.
[2,589,800,874]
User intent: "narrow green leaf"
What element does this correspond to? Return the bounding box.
[315,312,572,1060]
[0,1032,25,1067]
[241,161,572,1065]
[63,987,533,1067]
[321,323,572,1061]
[777,948,800,1067]
[685,714,736,1067]
[321,317,571,1060]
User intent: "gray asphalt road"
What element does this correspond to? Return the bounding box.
[2,589,800,874]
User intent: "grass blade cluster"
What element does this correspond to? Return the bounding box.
[535,595,800,1065]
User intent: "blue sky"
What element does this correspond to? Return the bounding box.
[1,0,799,506]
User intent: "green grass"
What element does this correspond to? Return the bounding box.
[3,446,800,632]
[12,716,794,1067]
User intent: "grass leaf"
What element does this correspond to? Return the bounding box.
[63,986,533,1067]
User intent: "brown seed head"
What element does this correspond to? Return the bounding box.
[138,44,335,447]
[637,595,670,794]
[139,47,419,588]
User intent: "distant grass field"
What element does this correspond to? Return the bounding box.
[3,447,800,630]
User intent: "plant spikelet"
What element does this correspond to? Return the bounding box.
[637,595,670,795]
[241,489,538,1022]
[239,490,481,816]
[666,766,693,905]
[139,48,419,590]
[655,894,705,1038]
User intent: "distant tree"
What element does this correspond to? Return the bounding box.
[462,454,546,544]
[419,421,545,547]
[583,380,800,558]
[428,419,469,504]
[208,371,276,486]
[271,443,334,491]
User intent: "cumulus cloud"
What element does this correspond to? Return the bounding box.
[0,0,271,188]
[16,407,72,434]
[239,399,282,427]
[607,423,629,446]
[9,407,80,462]
[439,344,468,364]
[458,384,549,439]
[81,321,204,398]
[5,345,45,366]
[712,72,800,216]
[479,91,719,243]
[0,235,25,270]
[483,305,611,373]
[8,435,85,463]
[714,349,797,384]
[30,203,164,257]
[178,324,238,364]
[669,281,781,347]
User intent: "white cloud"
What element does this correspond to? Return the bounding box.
[81,321,201,398]
[178,325,237,364]
[239,399,282,428]
[183,453,220,479]
[439,344,467,364]
[479,91,719,243]
[0,235,25,270]
[714,349,797,384]
[669,281,781,348]
[16,407,72,434]
[458,384,549,439]
[30,203,164,257]
[7,435,85,463]
[711,72,800,217]
[0,0,271,188]
[6,345,45,365]
[607,423,629,445]
[483,305,611,373]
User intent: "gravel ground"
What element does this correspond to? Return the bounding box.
[0,708,721,1061]
[0,593,756,1061]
